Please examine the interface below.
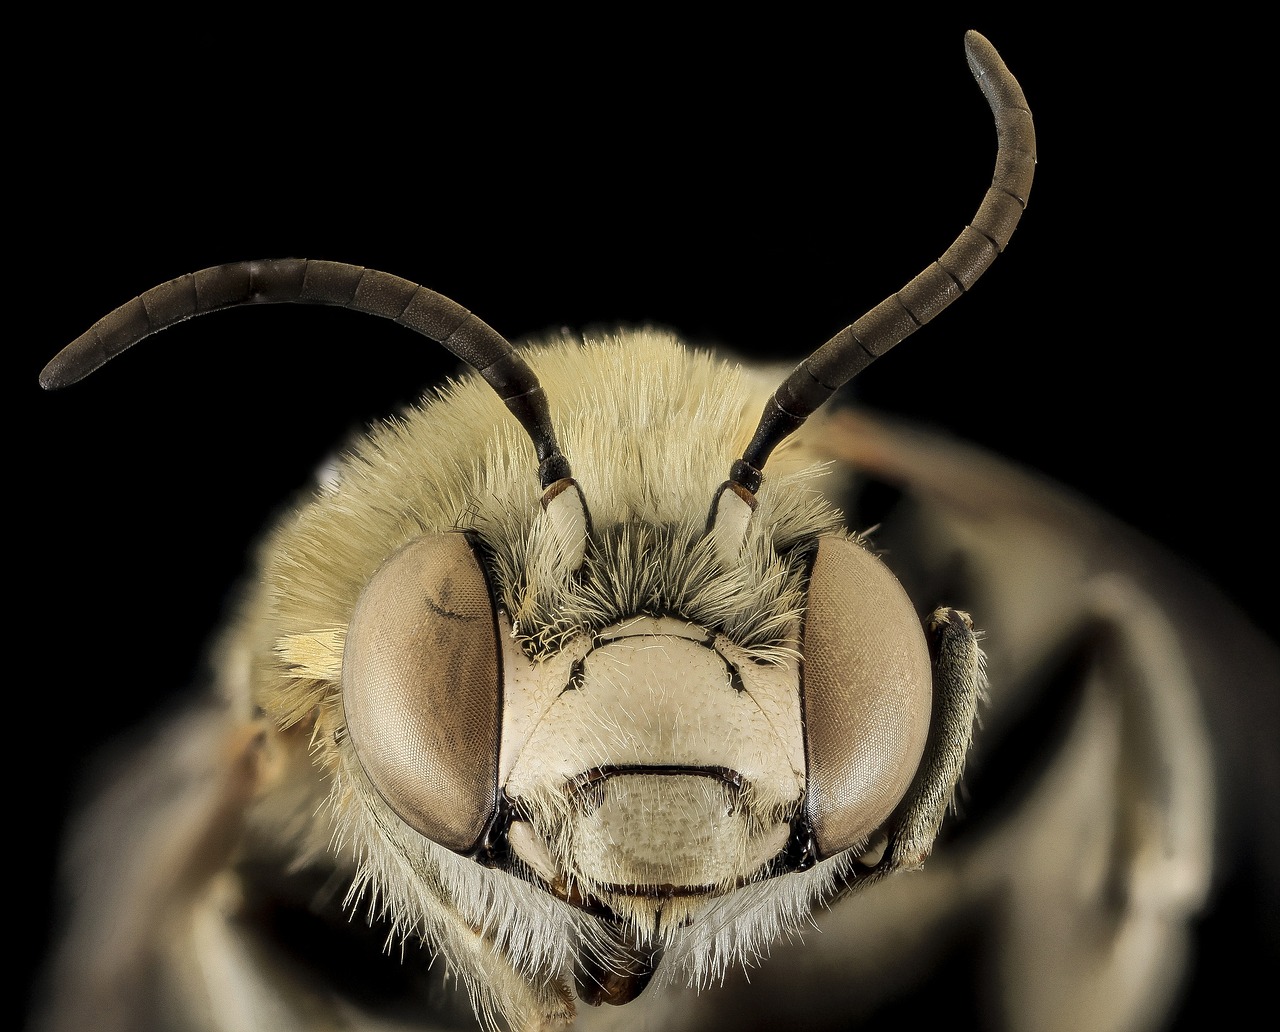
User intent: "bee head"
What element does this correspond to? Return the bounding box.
[334,337,934,933]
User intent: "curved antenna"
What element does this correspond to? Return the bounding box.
[729,30,1036,494]
[41,259,572,488]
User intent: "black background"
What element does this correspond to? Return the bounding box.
[17,16,1272,1030]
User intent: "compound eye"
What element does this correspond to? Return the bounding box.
[802,536,932,859]
[342,533,500,853]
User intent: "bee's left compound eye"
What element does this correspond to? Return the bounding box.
[802,536,933,860]
[342,534,501,853]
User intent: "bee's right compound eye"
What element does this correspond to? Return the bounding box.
[801,536,934,860]
[342,534,501,853]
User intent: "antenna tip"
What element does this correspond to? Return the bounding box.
[40,337,102,390]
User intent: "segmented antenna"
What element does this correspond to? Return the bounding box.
[729,30,1036,494]
[40,259,572,488]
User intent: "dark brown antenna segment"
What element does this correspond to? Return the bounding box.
[40,259,572,487]
[730,30,1036,494]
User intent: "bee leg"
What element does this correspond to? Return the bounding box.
[976,575,1214,1032]
[33,711,279,1032]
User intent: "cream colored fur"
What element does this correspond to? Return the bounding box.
[236,330,863,1029]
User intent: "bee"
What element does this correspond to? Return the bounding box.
[24,26,1277,1032]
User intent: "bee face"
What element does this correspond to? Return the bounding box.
[282,336,939,946]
